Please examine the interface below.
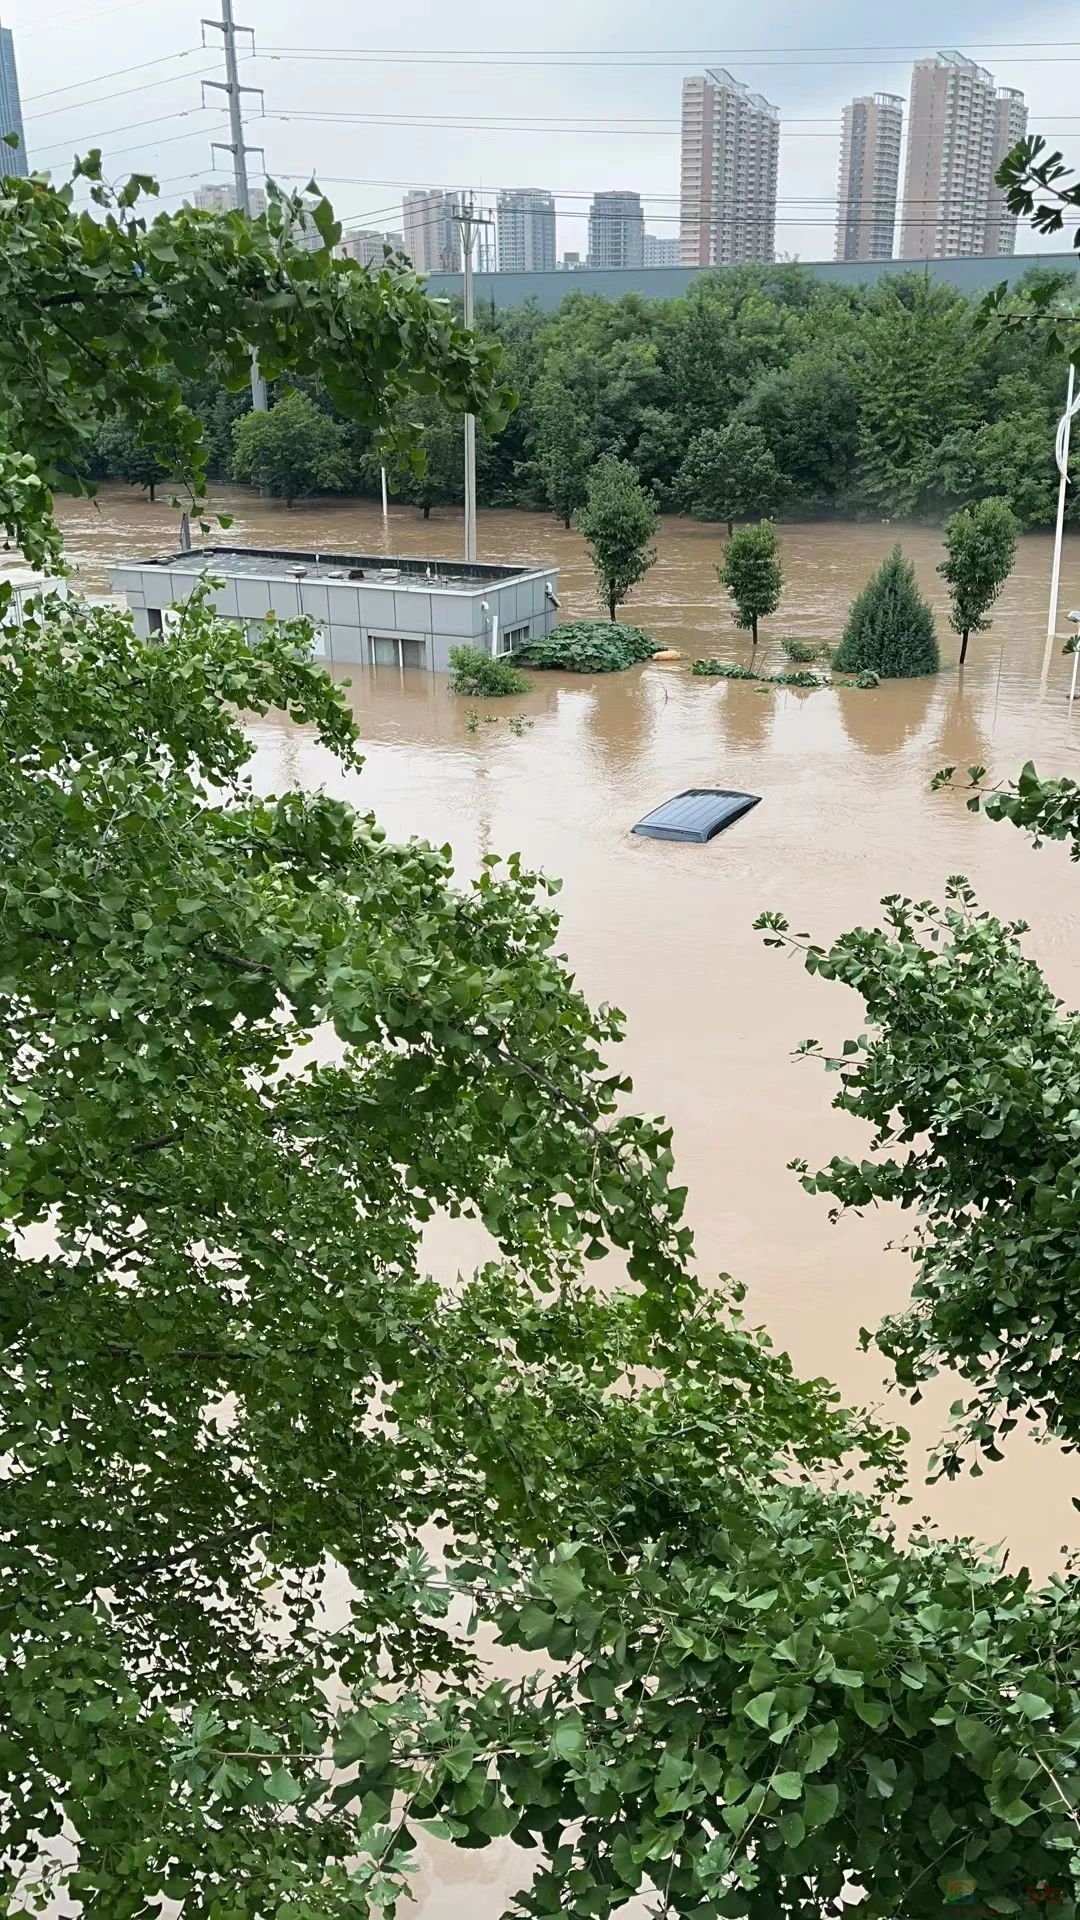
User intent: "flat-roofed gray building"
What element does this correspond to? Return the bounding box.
[108,545,560,675]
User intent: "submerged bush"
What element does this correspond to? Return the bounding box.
[449,644,532,696]
[691,659,757,679]
[517,621,657,673]
[770,668,823,688]
[833,545,939,678]
[780,636,819,664]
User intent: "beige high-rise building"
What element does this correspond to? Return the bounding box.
[900,52,1027,258]
[191,183,267,216]
[680,68,779,268]
[339,229,405,269]
[835,94,903,261]
[402,191,462,274]
[985,87,1028,255]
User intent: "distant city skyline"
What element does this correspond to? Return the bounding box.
[0,9,1065,270]
[401,50,1033,275]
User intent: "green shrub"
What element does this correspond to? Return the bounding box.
[517,621,657,673]
[780,636,819,664]
[449,645,532,697]
[833,545,939,678]
[691,659,756,679]
[855,668,880,688]
[693,659,824,689]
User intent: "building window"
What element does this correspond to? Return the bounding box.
[371,634,426,669]
[498,624,530,655]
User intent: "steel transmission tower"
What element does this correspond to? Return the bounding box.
[202,0,267,408]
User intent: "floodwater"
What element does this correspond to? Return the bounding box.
[57,485,1080,1554]
[51,486,1080,1906]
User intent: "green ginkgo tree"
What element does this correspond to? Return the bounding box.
[6,157,1080,1920]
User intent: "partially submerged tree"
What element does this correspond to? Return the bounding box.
[678,420,780,535]
[720,518,783,651]
[92,415,172,501]
[938,496,1019,664]
[399,398,463,518]
[534,376,594,527]
[231,389,350,504]
[833,544,940,678]
[577,453,658,621]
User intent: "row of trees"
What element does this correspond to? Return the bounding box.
[89,260,1079,529]
[576,446,1019,672]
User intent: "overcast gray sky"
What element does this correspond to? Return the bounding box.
[5,0,1080,260]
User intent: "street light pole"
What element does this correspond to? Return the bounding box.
[452,198,493,565]
[462,207,477,565]
[1044,361,1079,681]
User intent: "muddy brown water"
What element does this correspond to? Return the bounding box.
[49,486,1080,1909]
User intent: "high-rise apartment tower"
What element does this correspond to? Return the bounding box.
[339,229,405,268]
[402,191,463,273]
[587,192,645,269]
[835,93,903,261]
[496,189,556,272]
[191,183,267,216]
[643,233,680,267]
[985,86,1027,255]
[0,24,27,177]
[680,68,779,267]
[900,52,1027,258]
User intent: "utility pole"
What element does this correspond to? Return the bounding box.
[452,198,493,564]
[202,0,267,409]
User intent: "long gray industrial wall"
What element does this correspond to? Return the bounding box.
[426,254,1075,314]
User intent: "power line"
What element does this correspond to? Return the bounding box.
[262,107,1080,129]
[13,0,145,33]
[32,108,229,163]
[261,171,1065,213]
[22,48,204,106]
[265,39,1080,53]
[25,61,241,124]
[260,45,1080,68]
[259,107,1080,140]
[39,118,235,170]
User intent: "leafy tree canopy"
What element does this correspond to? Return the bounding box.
[533,376,595,527]
[720,519,783,647]
[0,160,509,570]
[9,138,1080,1920]
[938,497,1019,663]
[11,596,1080,1915]
[231,389,351,505]
[678,421,781,532]
[577,454,658,621]
[91,415,172,501]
